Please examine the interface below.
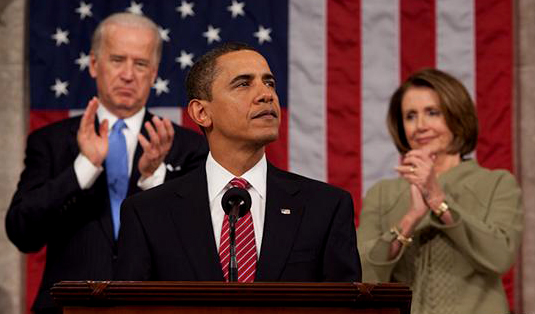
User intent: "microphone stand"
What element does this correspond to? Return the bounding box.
[221,187,251,283]
[228,212,238,282]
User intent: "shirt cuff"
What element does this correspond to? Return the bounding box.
[74,153,103,190]
[138,162,166,190]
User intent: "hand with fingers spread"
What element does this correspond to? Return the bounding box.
[77,97,109,167]
[137,115,175,178]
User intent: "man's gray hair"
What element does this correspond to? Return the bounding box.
[91,12,162,64]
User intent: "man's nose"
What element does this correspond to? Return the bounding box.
[255,84,274,103]
[120,62,134,81]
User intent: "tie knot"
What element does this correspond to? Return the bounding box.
[112,119,126,132]
[230,177,250,189]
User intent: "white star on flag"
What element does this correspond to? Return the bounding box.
[75,1,93,20]
[75,52,90,71]
[253,25,272,44]
[50,79,69,98]
[227,0,245,18]
[51,28,70,46]
[152,77,169,96]
[158,27,170,42]
[126,1,143,15]
[176,1,195,19]
[203,25,221,44]
[175,50,194,70]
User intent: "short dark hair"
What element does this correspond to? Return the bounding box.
[387,68,478,157]
[185,42,258,102]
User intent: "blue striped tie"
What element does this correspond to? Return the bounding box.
[105,119,128,240]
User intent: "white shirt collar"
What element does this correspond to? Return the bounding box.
[206,152,267,203]
[97,104,145,135]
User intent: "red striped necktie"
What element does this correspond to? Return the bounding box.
[219,177,257,283]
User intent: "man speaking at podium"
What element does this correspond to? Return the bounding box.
[116,42,361,282]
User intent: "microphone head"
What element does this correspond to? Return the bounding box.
[221,187,252,218]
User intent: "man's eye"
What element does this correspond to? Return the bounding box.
[266,80,276,88]
[135,61,149,68]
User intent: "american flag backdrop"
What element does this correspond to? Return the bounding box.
[27,0,515,312]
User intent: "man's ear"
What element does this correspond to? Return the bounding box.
[88,52,98,79]
[188,99,212,128]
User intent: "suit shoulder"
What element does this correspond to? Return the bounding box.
[365,177,406,195]
[126,176,178,201]
[27,116,81,141]
[460,163,520,194]
[124,167,201,209]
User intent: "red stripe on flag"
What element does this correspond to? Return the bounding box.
[327,0,361,224]
[29,110,70,132]
[266,108,288,171]
[475,0,515,310]
[400,0,436,80]
[26,249,46,314]
[475,0,514,172]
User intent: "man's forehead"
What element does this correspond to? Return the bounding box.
[101,26,156,58]
[215,50,272,78]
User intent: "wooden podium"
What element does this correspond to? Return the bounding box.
[51,281,411,314]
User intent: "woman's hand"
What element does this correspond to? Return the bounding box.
[396,149,444,206]
[407,184,428,220]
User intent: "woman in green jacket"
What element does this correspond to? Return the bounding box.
[357,68,522,314]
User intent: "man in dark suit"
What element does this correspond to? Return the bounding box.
[116,42,361,283]
[5,13,207,314]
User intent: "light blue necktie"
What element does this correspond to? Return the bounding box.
[105,119,129,240]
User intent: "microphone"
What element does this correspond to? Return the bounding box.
[221,187,252,218]
[221,187,252,282]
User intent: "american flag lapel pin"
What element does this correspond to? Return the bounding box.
[280,209,291,215]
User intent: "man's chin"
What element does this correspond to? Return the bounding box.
[257,132,279,146]
[112,99,143,109]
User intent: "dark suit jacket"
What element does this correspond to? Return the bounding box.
[5,111,208,313]
[116,162,362,282]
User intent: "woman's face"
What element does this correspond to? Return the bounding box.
[401,86,454,154]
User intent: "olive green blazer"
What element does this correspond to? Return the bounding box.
[357,160,522,314]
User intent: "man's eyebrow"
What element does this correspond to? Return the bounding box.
[229,74,253,85]
[262,73,275,81]
[228,73,275,86]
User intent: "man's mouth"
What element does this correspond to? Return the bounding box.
[252,109,278,119]
[115,88,135,96]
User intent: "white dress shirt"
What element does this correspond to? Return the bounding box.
[206,152,266,256]
[74,104,166,190]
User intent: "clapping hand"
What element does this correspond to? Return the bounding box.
[77,97,109,167]
[137,116,175,179]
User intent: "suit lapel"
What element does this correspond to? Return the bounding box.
[169,166,224,281]
[256,164,304,281]
[95,174,115,246]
